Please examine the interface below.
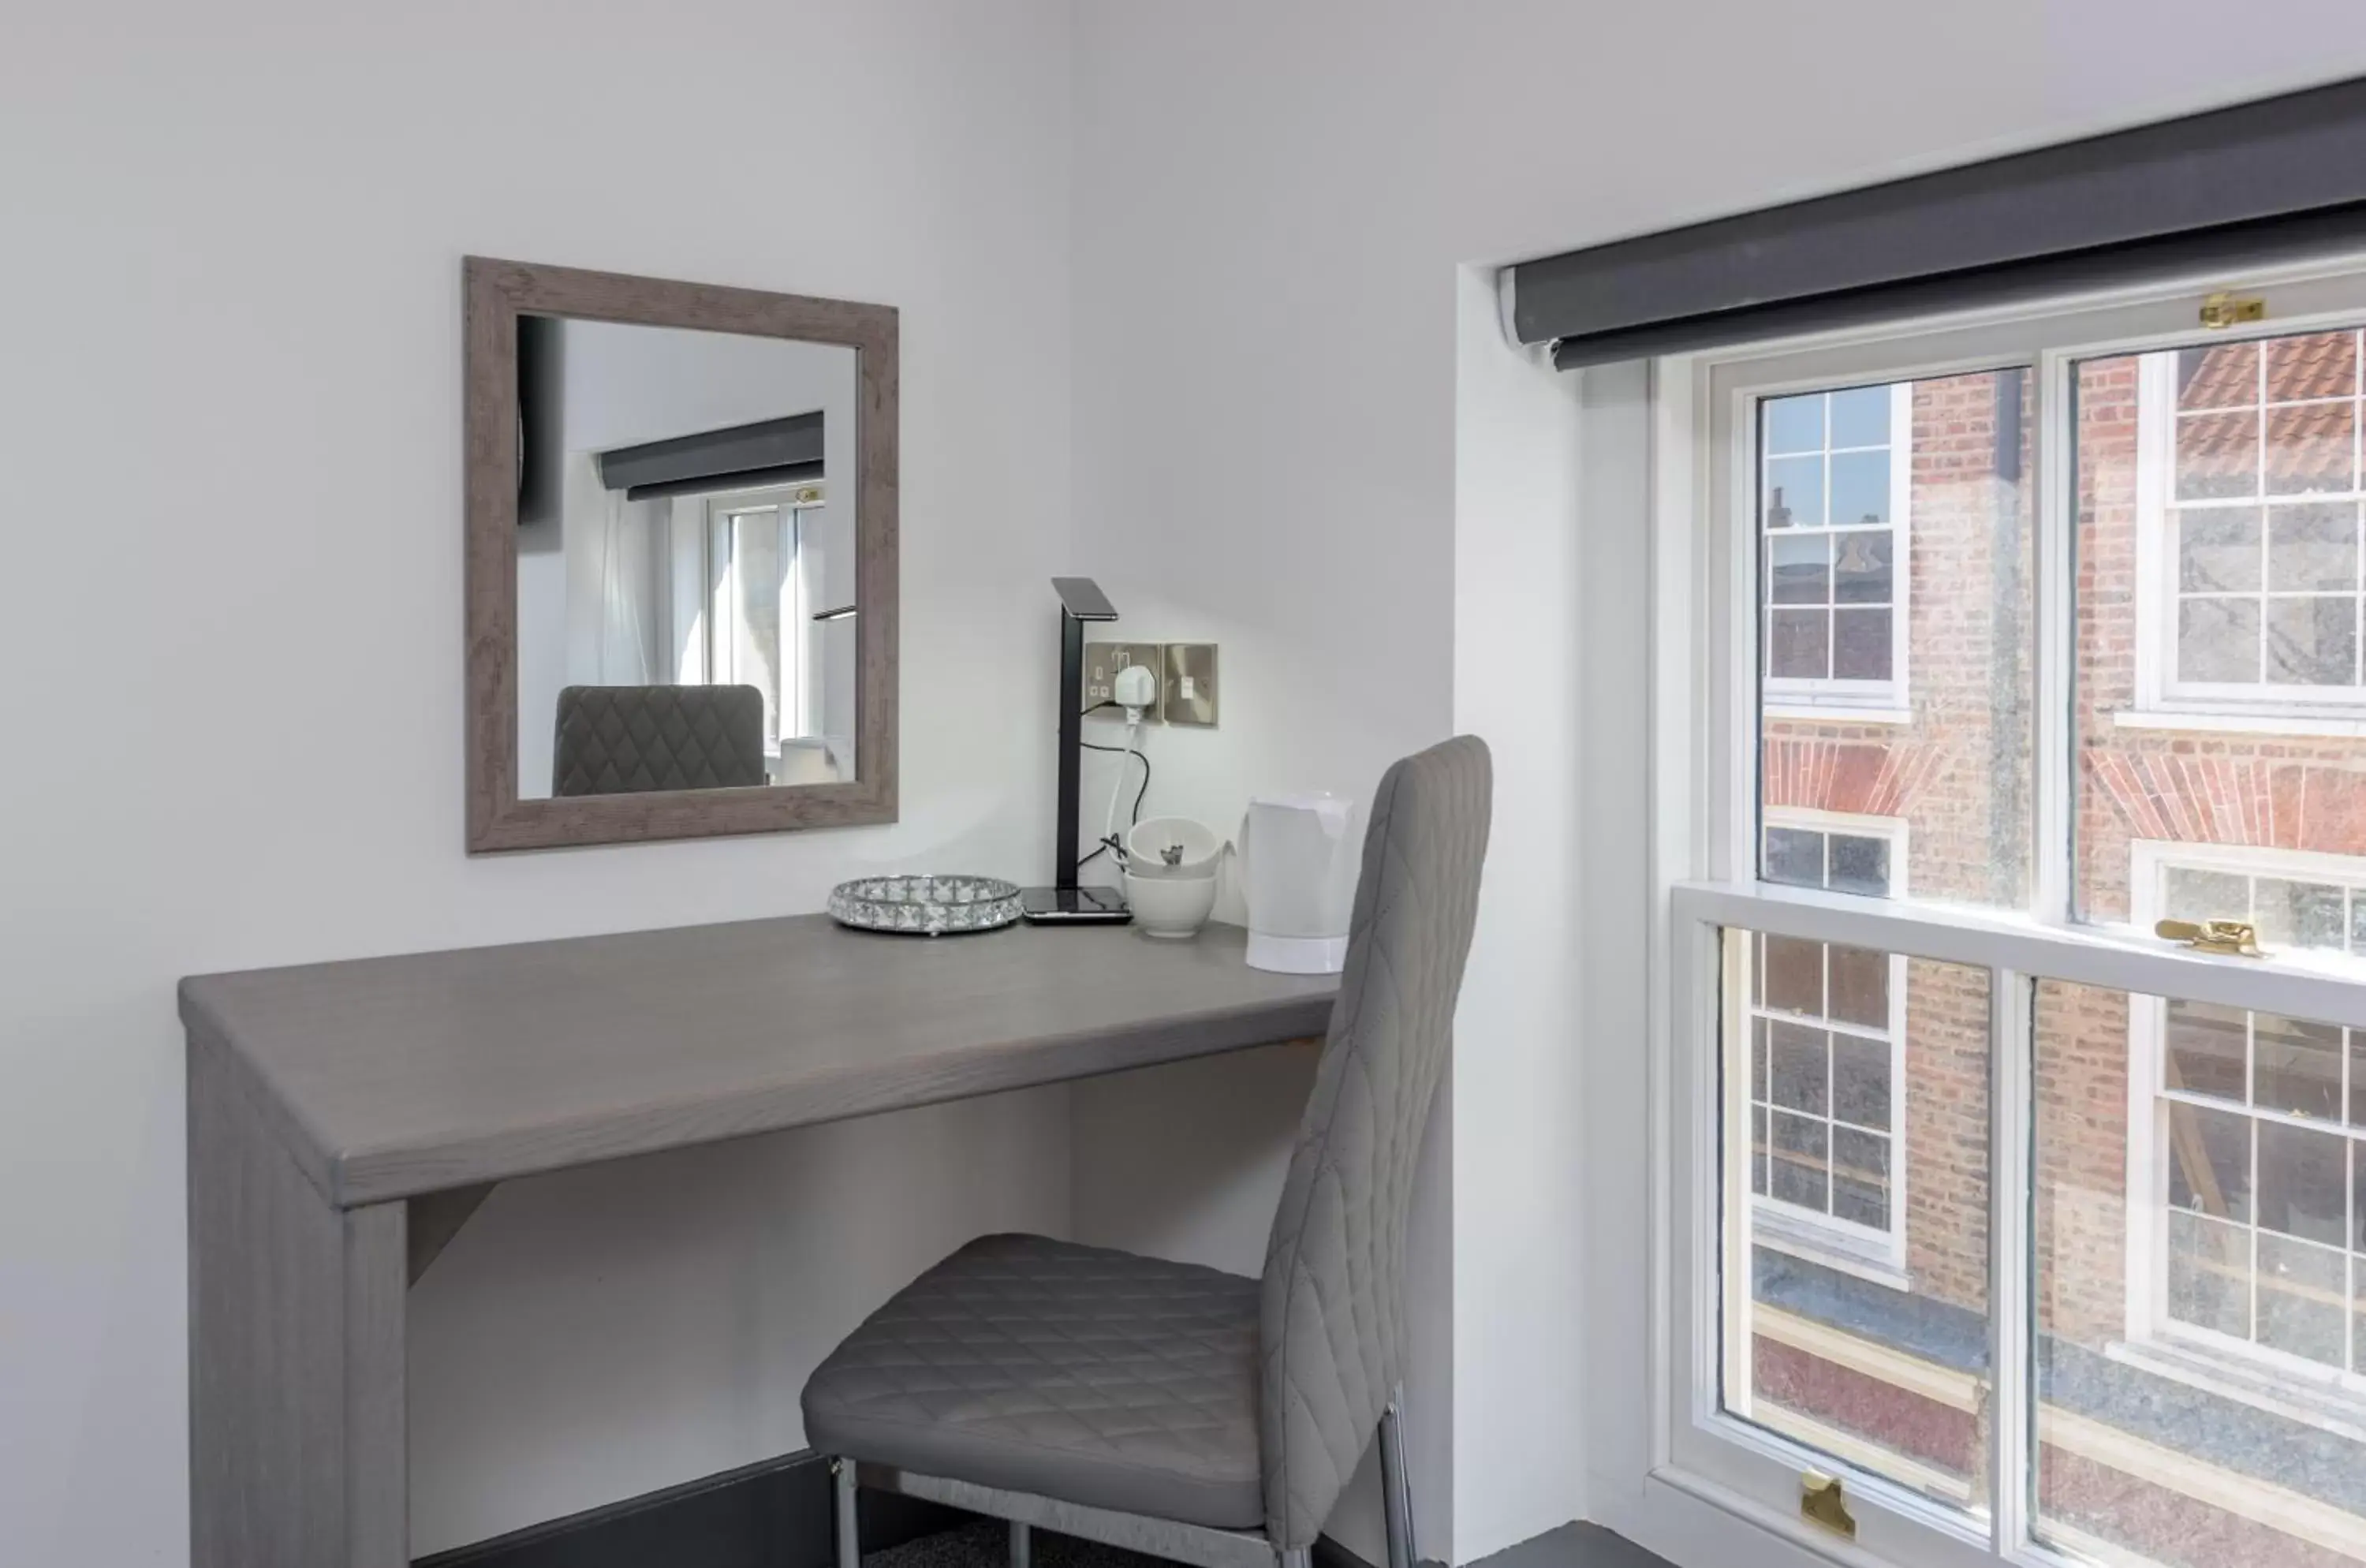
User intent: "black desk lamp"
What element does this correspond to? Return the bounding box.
[1020,577,1133,924]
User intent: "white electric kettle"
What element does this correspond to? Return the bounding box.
[1239,793,1358,973]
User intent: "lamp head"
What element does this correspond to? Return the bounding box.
[1051,577,1118,622]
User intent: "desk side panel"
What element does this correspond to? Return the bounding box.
[189,1033,407,1567]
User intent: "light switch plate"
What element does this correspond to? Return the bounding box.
[1083,641,1162,718]
[1161,643,1218,726]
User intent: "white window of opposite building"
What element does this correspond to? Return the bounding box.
[1760,383,1914,720]
[1746,809,1910,1280]
[2129,329,2366,733]
[2127,840,2366,1406]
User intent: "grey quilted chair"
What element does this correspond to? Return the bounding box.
[550,684,769,796]
[801,736,1491,1568]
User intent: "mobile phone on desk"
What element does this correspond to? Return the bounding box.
[1018,886,1132,924]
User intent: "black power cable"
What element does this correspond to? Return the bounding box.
[1074,734,1151,869]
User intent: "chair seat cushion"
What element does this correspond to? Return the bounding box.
[800,1233,1265,1530]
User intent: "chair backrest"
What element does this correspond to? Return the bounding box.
[551,684,769,796]
[1256,736,1492,1547]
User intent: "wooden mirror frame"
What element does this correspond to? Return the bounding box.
[463,257,898,852]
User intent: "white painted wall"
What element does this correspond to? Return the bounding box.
[1447,269,1588,1559]
[0,2,1075,1560]
[1066,4,2366,1561]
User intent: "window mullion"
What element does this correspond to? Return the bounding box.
[2033,349,2078,928]
[1989,965,2033,1562]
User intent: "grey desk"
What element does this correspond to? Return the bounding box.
[182,916,1338,1568]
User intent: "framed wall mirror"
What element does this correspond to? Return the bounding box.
[464,259,897,852]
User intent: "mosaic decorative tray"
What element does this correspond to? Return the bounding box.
[826,875,1024,936]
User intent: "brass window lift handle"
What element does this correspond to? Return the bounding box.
[1801,1471,1856,1539]
[2155,917,2263,958]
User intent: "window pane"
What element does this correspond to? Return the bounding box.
[1766,454,1824,528]
[2177,597,2260,682]
[1831,531,1892,603]
[1763,827,1824,887]
[2255,1013,2343,1121]
[1832,1032,1890,1129]
[2256,1233,2345,1368]
[2268,328,2357,395]
[1828,385,1890,449]
[2166,1101,2252,1221]
[1760,933,1823,1016]
[1830,607,1891,680]
[2258,1120,2347,1246]
[2176,412,2259,499]
[1767,533,1830,603]
[2266,502,2357,592]
[726,509,786,741]
[1723,930,1989,1514]
[2263,596,2357,685]
[2165,999,2246,1103]
[1758,370,2031,913]
[1827,943,1888,1029]
[2178,506,2261,592]
[1828,833,1890,895]
[1769,1021,1829,1116]
[2264,401,2357,495]
[1829,450,1890,526]
[2179,340,2260,410]
[1765,394,1824,455]
[2166,1209,2251,1338]
[2036,980,2366,1566]
[1767,608,1828,679]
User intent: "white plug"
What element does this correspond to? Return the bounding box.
[1112,663,1158,722]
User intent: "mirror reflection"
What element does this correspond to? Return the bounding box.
[513,315,859,799]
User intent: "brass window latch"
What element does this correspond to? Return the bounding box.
[2199,291,2266,330]
[1801,1470,1856,1539]
[2156,917,2263,958]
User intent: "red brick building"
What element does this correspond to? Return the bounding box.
[1743,329,2366,1567]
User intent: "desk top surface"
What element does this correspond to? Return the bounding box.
[182,915,1338,1208]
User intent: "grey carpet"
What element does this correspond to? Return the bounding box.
[864,1520,1669,1568]
[867,1520,1179,1568]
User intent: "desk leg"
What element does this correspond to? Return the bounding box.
[188,1038,408,1568]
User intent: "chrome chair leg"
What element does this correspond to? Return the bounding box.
[1011,1520,1033,1568]
[834,1458,861,1568]
[1379,1394,1415,1568]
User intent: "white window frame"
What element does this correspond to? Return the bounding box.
[2121,838,2366,1428]
[1761,381,1916,722]
[2129,335,2366,736]
[662,480,826,761]
[1748,807,1912,1284]
[1648,252,2366,1568]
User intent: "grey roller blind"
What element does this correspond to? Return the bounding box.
[597,411,823,499]
[1513,76,2366,370]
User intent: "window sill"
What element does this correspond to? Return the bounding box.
[2107,1336,2366,1444]
[2112,706,2366,739]
[1752,1204,1910,1293]
[1764,704,1914,727]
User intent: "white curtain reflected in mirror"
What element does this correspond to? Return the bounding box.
[513,316,860,800]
